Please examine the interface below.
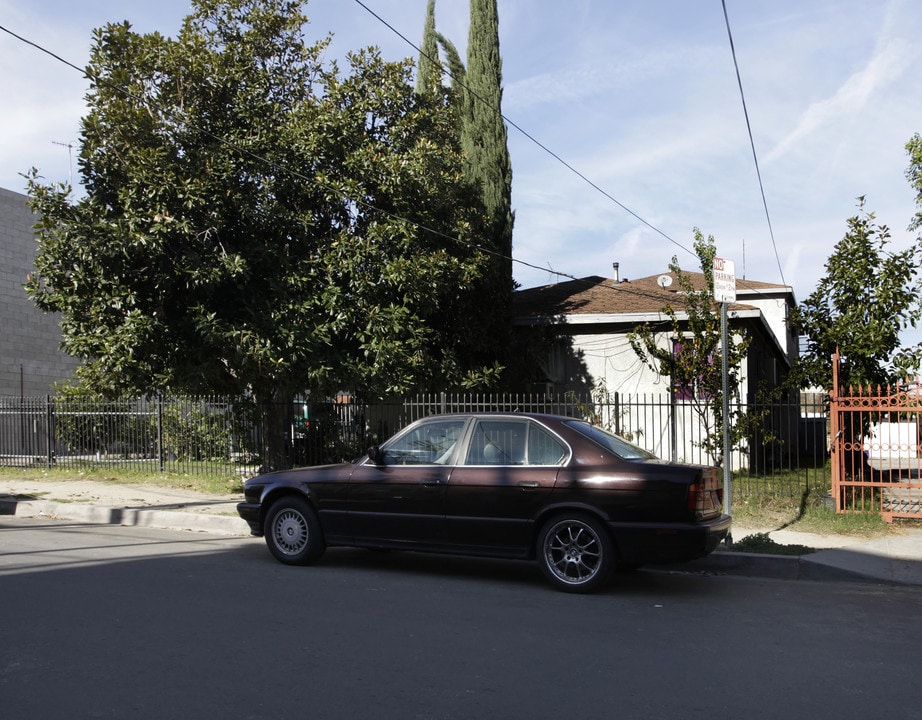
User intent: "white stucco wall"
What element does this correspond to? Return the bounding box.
[566,329,753,467]
[737,291,796,361]
[570,330,751,398]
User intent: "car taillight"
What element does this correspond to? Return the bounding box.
[688,470,723,519]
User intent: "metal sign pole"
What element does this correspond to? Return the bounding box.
[713,256,736,543]
[721,301,732,539]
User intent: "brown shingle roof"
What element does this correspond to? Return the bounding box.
[514,271,788,318]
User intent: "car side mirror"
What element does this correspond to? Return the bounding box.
[368,446,385,466]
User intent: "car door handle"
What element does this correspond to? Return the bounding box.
[518,481,539,489]
[420,477,442,486]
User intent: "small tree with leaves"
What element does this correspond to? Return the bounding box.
[906,133,922,235]
[627,231,750,466]
[789,193,922,479]
[789,198,922,392]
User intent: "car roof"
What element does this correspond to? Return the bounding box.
[415,412,576,421]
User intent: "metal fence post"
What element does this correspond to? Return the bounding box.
[157,395,164,473]
[45,395,54,468]
[669,378,678,463]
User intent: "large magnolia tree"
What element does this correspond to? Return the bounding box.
[26,0,500,469]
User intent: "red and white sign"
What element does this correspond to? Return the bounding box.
[713,257,736,303]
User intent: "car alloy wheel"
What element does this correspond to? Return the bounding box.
[538,514,614,593]
[275,509,308,554]
[265,496,325,565]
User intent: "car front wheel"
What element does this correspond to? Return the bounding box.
[537,514,614,593]
[264,496,325,565]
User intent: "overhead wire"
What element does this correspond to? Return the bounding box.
[349,0,789,298]
[2,6,784,295]
[350,0,695,259]
[721,0,786,286]
[0,19,689,312]
[347,0,789,320]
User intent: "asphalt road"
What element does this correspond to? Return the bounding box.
[2,517,921,720]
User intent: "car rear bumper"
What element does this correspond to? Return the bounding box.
[610,513,732,565]
[237,502,263,536]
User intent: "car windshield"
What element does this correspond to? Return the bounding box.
[563,420,656,460]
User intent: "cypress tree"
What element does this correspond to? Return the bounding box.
[416,0,439,94]
[436,31,465,95]
[463,0,514,285]
[414,0,514,384]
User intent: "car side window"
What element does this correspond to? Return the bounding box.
[527,424,567,465]
[463,419,566,466]
[465,419,527,465]
[382,419,466,465]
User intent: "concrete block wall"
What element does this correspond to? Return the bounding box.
[0,187,80,396]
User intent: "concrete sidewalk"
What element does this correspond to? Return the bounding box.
[3,478,922,586]
[0,479,249,536]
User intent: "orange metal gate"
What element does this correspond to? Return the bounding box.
[829,351,922,521]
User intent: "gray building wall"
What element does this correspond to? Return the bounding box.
[0,187,80,395]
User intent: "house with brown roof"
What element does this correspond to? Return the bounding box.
[513,267,799,467]
[514,266,797,400]
[513,272,798,399]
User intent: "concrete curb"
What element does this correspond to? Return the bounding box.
[0,497,251,536]
[666,549,882,585]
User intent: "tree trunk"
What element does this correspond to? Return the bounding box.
[257,387,294,472]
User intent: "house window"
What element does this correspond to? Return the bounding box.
[541,343,566,384]
[672,339,714,401]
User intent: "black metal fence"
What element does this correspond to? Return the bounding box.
[0,395,254,477]
[0,392,830,499]
[400,391,830,499]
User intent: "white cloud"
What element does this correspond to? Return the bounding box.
[505,45,715,112]
[2,0,921,335]
[767,37,917,163]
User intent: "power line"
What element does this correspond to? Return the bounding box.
[721,0,786,286]
[4,5,787,304]
[350,0,695,260]
[0,21,694,312]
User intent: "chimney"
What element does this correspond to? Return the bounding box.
[612,262,620,284]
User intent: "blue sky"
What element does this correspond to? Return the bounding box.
[2,0,920,309]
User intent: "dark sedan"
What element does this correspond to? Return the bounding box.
[238,413,730,592]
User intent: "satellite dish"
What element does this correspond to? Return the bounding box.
[657,274,673,288]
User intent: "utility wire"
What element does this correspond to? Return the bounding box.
[0,20,689,311]
[721,0,786,286]
[351,0,695,259]
[0,21,702,314]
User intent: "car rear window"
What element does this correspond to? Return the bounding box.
[563,420,656,460]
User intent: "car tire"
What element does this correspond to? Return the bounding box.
[264,495,326,566]
[537,513,614,593]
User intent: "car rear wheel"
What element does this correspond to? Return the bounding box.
[537,514,614,593]
[265,496,325,565]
